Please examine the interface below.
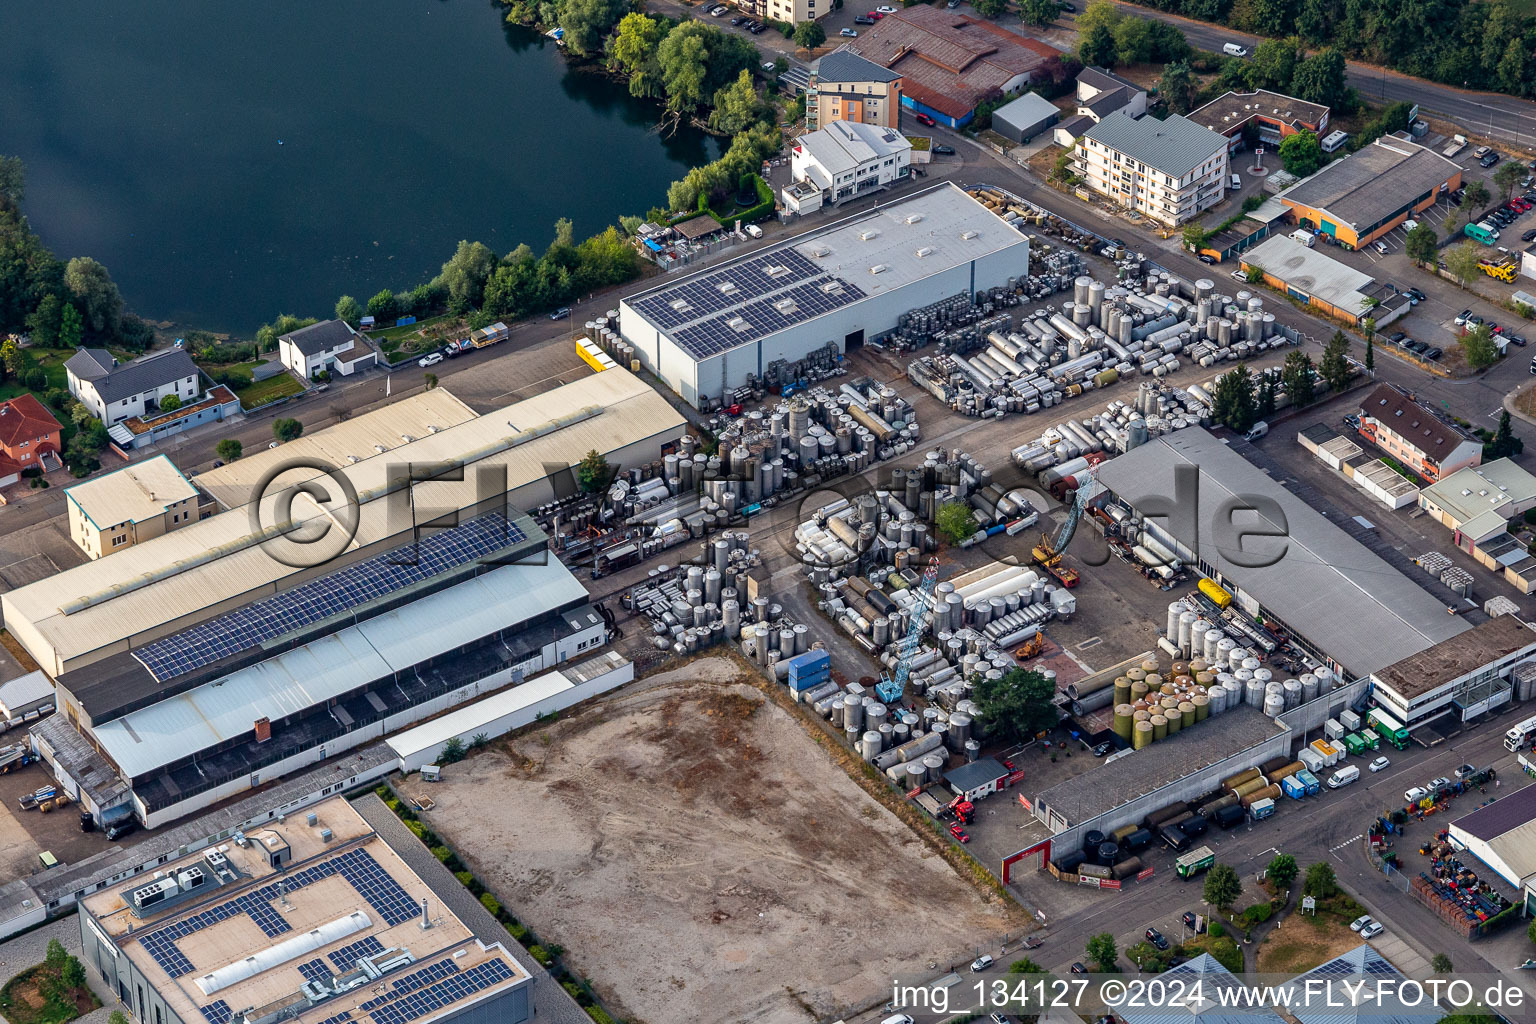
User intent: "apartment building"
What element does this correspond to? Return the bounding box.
[1076,112,1229,226]
[807,48,903,132]
[1358,383,1482,483]
[64,454,205,560]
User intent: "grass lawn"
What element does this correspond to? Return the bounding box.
[0,963,100,1024]
[1254,910,1363,973]
[368,315,464,362]
[234,372,305,410]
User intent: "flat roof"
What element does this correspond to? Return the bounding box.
[1277,137,1460,231]
[1081,111,1228,179]
[1241,235,1379,319]
[65,454,199,530]
[195,389,478,509]
[1372,615,1536,701]
[1188,89,1328,136]
[81,797,528,1024]
[1036,706,1282,824]
[797,120,911,183]
[622,183,1024,361]
[1420,458,1536,524]
[1095,428,1471,678]
[2,367,681,675]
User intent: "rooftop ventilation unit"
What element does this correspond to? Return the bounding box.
[820,281,844,294]
[807,245,832,257]
[131,877,179,911]
[914,246,934,258]
[669,297,693,311]
[774,298,798,314]
[870,264,890,274]
[765,264,791,278]
[427,424,440,433]
[373,444,388,454]
[345,454,360,464]
[904,214,923,224]
[859,229,879,241]
[177,866,206,891]
[728,316,751,332]
[717,281,739,295]
[960,230,980,240]
[401,434,416,443]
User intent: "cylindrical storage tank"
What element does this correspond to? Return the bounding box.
[1113,676,1132,706]
[905,762,927,789]
[1113,704,1134,739]
[922,752,947,783]
[1133,720,1153,749]
[1097,841,1120,865]
[1151,714,1168,740]
[1245,678,1264,707]
[1191,694,1209,721]
[1166,600,1187,640]
[1264,694,1286,717]
[1179,702,1196,729]
[1111,856,1144,880]
[1302,675,1320,702]
[1231,777,1267,799]
[1164,708,1182,734]
[867,703,888,731]
[861,731,883,760]
[1241,783,1283,808]
[1083,829,1105,850]
[845,698,865,731]
[1223,767,1262,791]
[1253,668,1274,685]
[965,738,981,762]
[1282,679,1303,707]
[1130,680,1149,703]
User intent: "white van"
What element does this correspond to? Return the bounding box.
[1230,173,1243,190]
[1327,764,1360,788]
[1223,42,1249,57]
[1244,420,1269,441]
[1290,229,1316,247]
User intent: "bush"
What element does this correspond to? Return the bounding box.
[586,1008,618,1024]
[1208,921,1225,938]
[529,945,554,966]
[505,921,530,943]
[431,845,452,863]
[454,870,475,887]
[479,892,502,917]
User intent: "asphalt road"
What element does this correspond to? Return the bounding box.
[1083,3,1536,152]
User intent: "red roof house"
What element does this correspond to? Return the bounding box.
[0,393,63,485]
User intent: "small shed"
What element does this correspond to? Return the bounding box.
[993,92,1060,144]
[0,671,54,729]
[673,214,725,241]
[944,757,1010,801]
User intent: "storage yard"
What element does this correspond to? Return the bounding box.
[397,656,1023,1024]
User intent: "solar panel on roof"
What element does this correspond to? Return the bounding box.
[200,1000,233,1024]
[131,513,524,682]
[367,960,516,1024]
[328,935,385,972]
[298,958,332,984]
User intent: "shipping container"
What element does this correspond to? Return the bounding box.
[1341,733,1365,755]
[1324,719,1345,740]
[1295,769,1320,795]
[1281,775,1307,800]
[1339,709,1362,732]
[1248,797,1276,819]
[1175,846,1216,878]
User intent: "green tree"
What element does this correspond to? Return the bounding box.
[24,292,64,347]
[1496,159,1526,201]
[936,500,978,545]
[1283,350,1315,406]
[1078,23,1118,67]
[972,0,1011,16]
[657,23,715,111]
[974,667,1060,743]
[1256,371,1277,416]
[1203,862,1243,913]
[1266,853,1299,889]
[255,313,317,352]
[367,288,399,321]
[0,336,21,379]
[1405,222,1438,263]
[45,939,67,971]
[1445,242,1482,288]
[58,302,84,349]
[1278,130,1324,176]
[1019,0,1061,24]
[1086,932,1118,972]
[559,0,629,56]
[577,449,612,493]
[1464,180,1490,213]
[273,417,304,443]
[159,394,182,412]
[70,399,98,431]
[1009,957,1047,973]
[610,12,668,99]
[1303,861,1339,899]
[1461,322,1499,369]
[439,736,467,764]
[439,240,497,312]
[60,955,86,992]
[1320,330,1351,392]
[710,69,764,134]
[1431,953,1453,973]
[1182,223,1211,252]
[424,372,439,391]
[1212,363,1257,432]
[1245,264,1264,283]
[64,256,124,338]
[215,439,243,462]
[335,294,362,326]
[1112,17,1154,65]
[792,20,825,48]
[1159,61,1198,114]
[1365,333,1374,372]
[1249,38,1301,90]
[1487,409,1523,458]
[1290,47,1348,109]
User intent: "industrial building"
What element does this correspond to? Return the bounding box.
[843,7,1063,127]
[5,368,680,826]
[785,120,912,213]
[1280,946,1443,1024]
[65,454,207,559]
[1298,424,1421,510]
[1093,427,1470,680]
[1274,137,1462,249]
[805,48,904,132]
[1239,235,1408,325]
[990,92,1060,144]
[1188,89,1329,153]
[1418,458,1536,568]
[1447,781,1536,891]
[1357,383,1481,482]
[78,796,533,1024]
[1074,112,1230,226]
[618,183,1030,409]
[1369,615,1536,726]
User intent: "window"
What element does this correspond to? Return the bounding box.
[112,535,126,547]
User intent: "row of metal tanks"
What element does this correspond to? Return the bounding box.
[1009,380,1211,483]
[789,670,991,773]
[625,534,797,655]
[1163,597,1343,716]
[908,269,1290,418]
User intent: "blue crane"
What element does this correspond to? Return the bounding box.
[877,555,940,705]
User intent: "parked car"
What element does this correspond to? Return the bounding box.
[1198,253,1216,264]
[1370,756,1391,772]
[1475,145,1492,159]
[710,4,728,14]
[1510,334,1528,347]
[881,1016,915,1024]
[1521,229,1536,242]
[855,13,875,22]
[933,144,956,155]
[730,15,745,23]
[1360,921,1384,939]
[1429,776,1452,790]
[971,955,995,972]
[1231,269,1247,281]
[950,823,970,842]
[1425,347,1443,360]
[1182,911,1200,930]
[549,306,571,320]
[1405,786,1429,803]
[749,21,766,32]
[1351,915,1374,932]
[1408,340,1430,354]
[1071,963,1088,974]
[1481,151,1501,168]
[1092,740,1115,757]
[760,61,776,70]
[1456,309,1474,324]
[1407,287,1425,302]
[947,0,961,6]
[418,352,444,368]
[1146,928,1169,951]
[1388,331,1406,342]
[840,27,859,35]
[1456,764,1477,779]
[914,112,936,126]
[876,4,898,11]
[867,8,884,15]
[1373,240,1389,255]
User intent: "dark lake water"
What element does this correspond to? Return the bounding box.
[0,0,722,332]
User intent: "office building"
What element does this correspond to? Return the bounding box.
[807,48,904,132]
[1075,112,1229,226]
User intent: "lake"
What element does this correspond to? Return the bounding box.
[0,0,722,333]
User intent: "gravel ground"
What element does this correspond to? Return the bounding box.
[0,915,119,1023]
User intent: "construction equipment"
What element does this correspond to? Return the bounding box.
[1014,631,1046,660]
[1032,468,1096,588]
[1479,256,1518,282]
[877,555,940,704]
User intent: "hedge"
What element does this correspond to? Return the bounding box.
[529,945,554,966]
[586,1008,618,1024]
[479,893,501,917]
[706,174,775,226]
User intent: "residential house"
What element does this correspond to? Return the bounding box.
[1075,112,1229,226]
[784,120,912,212]
[278,319,378,380]
[1357,383,1482,483]
[1074,66,1147,123]
[807,48,904,132]
[65,348,200,427]
[0,393,63,486]
[65,454,206,560]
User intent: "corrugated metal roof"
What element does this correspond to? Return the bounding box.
[1081,111,1227,178]
[90,557,589,778]
[1240,235,1378,320]
[1096,428,1470,678]
[1276,137,1460,232]
[65,454,199,529]
[2,367,680,674]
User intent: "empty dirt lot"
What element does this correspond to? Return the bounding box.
[399,656,1024,1024]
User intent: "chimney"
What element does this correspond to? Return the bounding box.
[418,898,432,931]
[254,718,271,743]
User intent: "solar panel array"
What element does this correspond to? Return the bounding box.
[358,958,461,1012]
[132,513,523,682]
[328,935,386,972]
[141,894,291,978]
[669,276,867,360]
[298,957,332,984]
[199,1000,232,1024]
[630,249,824,330]
[316,1013,353,1024]
[368,960,517,1024]
[333,848,419,926]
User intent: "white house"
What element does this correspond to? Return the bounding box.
[787,120,912,210]
[278,319,377,380]
[1075,66,1148,123]
[65,348,201,427]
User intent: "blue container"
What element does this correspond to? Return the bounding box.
[789,670,831,692]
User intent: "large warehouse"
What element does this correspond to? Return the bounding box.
[78,797,533,1024]
[1448,781,1536,890]
[619,182,1030,409]
[6,367,680,826]
[1094,428,1470,679]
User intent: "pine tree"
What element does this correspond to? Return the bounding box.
[1212,363,1257,432]
[1283,351,1315,407]
[1320,331,1351,393]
